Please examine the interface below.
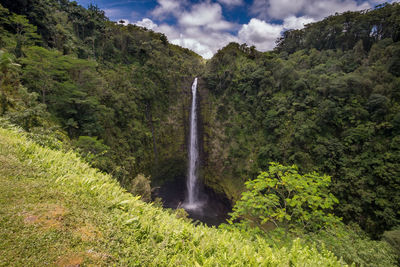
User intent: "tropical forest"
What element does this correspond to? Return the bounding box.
[0,0,399,266]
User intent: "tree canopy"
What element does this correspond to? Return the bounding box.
[229,163,340,233]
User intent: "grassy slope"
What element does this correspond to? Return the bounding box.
[0,126,343,266]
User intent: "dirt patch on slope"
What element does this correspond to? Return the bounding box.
[23,204,66,230]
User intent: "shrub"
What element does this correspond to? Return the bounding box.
[129,173,151,202]
[229,162,340,233]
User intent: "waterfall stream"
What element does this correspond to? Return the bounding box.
[156,77,231,225]
[184,78,201,210]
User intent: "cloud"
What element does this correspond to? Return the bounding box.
[283,16,315,30]
[237,16,315,52]
[161,25,239,59]
[179,2,234,30]
[132,18,237,59]
[156,24,179,38]
[151,0,184,17]
[250,0,372,20]
[138,2,238,58]
[171,38,215,59]
[135,18,158,30]
[218,0,244,6]
[238,18,283,51]
[304,0,371,19]
[250,0,302,20]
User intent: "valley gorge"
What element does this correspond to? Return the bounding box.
[0,1,399,265]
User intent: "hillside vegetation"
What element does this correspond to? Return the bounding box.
[0,125,344,266]
[202,2,400,238]
[0,0,202,191]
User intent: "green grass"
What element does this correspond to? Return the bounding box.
[0,126,344,266]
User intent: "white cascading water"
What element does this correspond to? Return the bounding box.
[184,78,200,210]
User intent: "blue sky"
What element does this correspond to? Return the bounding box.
[75,0,397,58]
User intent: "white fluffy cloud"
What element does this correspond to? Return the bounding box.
[283,16,315,30]
[135,18,158,30]
[171,38,215,59]
[238,18,283,51]
[179,2,234,30]
[151,0,184,17]
[162,26,238,59]
[251,0,372,20]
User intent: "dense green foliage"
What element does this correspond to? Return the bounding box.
[0,126,346,266]
[305,223,397,266]
[0,0,202,190]
[225,163,396,266]
[229,163,340,233]
[203,3,400,238]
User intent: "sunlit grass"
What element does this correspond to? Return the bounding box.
[0,126,343,266]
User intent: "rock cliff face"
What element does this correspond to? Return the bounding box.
[197,78,244,202]
[150,77,193,186]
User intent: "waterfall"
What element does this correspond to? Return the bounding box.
[185,78,200,209]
